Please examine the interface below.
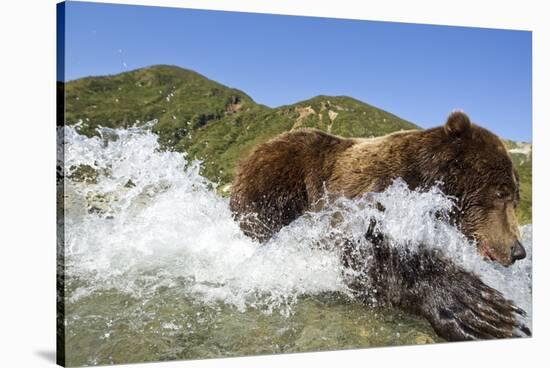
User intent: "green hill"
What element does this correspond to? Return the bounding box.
[64,65,256,145]
[64,65,418,186]
[63,65,532,223]
[503,140,532,225]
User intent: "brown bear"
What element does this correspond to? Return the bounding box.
[230,111,530,341]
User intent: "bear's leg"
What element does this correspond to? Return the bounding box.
[342,233,531,341]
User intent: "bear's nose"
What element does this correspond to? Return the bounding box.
[511,241,526,262]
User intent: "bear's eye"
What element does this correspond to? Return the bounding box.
[495,190,511,202]
[495,191,504,199]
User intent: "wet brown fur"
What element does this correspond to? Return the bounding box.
[230,111,521,265]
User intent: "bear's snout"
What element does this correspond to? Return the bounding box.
[510,240,527,263]
[478,238,527,266]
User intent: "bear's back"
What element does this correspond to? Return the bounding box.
[230,128,354,241]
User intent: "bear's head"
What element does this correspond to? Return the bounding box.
[424,111,526,266]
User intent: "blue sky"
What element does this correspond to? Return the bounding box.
[61,1,532,141]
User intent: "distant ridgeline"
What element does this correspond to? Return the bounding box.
[62,65,532,223]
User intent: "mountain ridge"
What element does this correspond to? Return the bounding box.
[64,65,419,182]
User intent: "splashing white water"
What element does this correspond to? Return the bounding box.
[61,123,531,321]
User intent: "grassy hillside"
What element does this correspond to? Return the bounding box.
[63,65,532,223]
[65,65,256,147]
[503,140,532,225]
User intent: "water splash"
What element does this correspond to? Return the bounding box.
[61,123,531,321]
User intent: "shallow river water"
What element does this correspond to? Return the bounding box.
[59,124,532,366]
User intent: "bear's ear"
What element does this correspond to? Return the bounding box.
[444,110,472,139]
